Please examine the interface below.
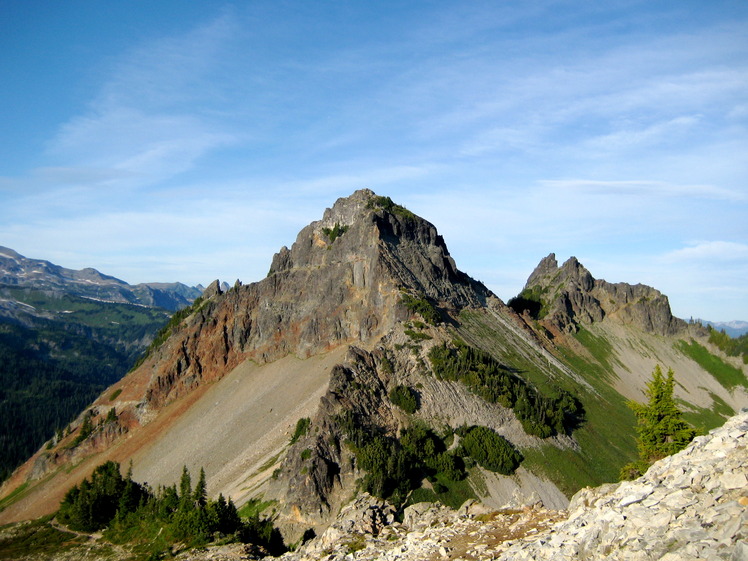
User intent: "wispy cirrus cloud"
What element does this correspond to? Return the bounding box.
[538,179,747,202]
[49,108,238,184]
[663,241,748,263]
[44,11,241,188]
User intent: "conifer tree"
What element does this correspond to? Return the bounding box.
[193,467,207,508]
[178,465,192,510]
[621,365,696,480]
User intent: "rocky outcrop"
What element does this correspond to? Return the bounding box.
[260,411,748,561]
[264,345,397,534]
[518,253,689,336]
[28,408,130,479]
[141,189,490,411]
[495,410,748,560]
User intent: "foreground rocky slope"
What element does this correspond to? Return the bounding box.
[497,409,748,560]
[258,410,747,561]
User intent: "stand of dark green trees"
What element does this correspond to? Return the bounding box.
[428,341,583,437]
[336,412,522,507]
[0,322,130,481]
[57,461,285,557]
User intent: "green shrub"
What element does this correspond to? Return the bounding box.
[290,417,311,444]
[401,293,440,325]
[458,426,522,475]
[389,385,419,414]
[404,329,432,342]
[366,195,416,220]
[379,355,394,374]
[344,534,366,554]
[321,223,349,243]
[70,413,94,448]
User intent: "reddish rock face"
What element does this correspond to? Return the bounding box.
[140,189,490,409]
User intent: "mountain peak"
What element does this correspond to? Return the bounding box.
[321,188,378,227]
[516,254,687,336]
[270,190,489,309]
[129,191,490,408]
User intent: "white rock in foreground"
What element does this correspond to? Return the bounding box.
[203,411,748,561]
[496,410,748,561]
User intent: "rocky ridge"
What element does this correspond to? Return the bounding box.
[518,253,689,336]
[3,190,745,549]
[4,189,511,517]
[170,410,748,561]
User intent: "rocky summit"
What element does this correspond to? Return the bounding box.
[516,252,687,337]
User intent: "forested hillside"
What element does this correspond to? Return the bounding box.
[0,289,170,481]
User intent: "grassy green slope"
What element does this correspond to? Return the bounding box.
[455,309,638,496]
[455,308,747,498]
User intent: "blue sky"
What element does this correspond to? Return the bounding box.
[1,1,746,321]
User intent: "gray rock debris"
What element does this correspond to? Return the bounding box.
[495,411,748,560]
[187,408,746,561]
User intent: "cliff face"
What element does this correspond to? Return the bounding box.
[518,253,688,336]
[141,189,490,410]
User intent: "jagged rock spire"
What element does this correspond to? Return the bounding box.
[522,253,686,336]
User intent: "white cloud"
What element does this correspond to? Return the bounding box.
[583,115,702,152]
[43,12,241,189]
[538,179,747,202]
[663,241,748,263]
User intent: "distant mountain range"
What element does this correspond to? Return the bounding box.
[0,246,203,312]
[697,320,748,338]
[0,246,207,482]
